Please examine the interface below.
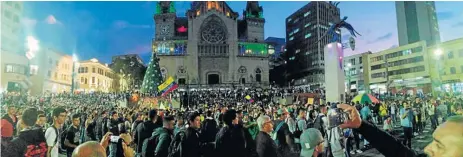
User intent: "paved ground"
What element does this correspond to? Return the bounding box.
[352,121,433,157]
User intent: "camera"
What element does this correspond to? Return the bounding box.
[328,108,350,129]
[110,135,120,143]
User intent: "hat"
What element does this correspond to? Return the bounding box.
[300,128,324,157]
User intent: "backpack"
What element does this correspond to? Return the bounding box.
[271,121,285,146]
[50,126,61,150]
[312,115,326,137]
[59,126,70,152]
[141,134,160,157]
[24,141,48,157]
[168,130,186,157]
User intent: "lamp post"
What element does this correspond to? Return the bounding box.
[71,54,78,94]
[434,49,443,94]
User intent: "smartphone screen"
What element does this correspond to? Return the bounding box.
[110,136,120,143]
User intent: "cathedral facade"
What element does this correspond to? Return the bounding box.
[152,1,269,87]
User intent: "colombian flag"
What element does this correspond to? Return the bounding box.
[158,76,178,97]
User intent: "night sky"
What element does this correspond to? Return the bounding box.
[23,1,463,64]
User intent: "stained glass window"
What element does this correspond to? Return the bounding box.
[154,41,187,55]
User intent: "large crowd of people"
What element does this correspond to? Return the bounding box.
[1,89,462,157]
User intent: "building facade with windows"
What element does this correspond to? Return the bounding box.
[265,37,286,86]
[0,1,28,93]
[427,38,463,94]
[77,58,117,93]
[28,48,75,95]
[396,1,440,46]
[153,1,269,88]
[285,1,340,89]
[368,41,431,95]
[343,52,371,94]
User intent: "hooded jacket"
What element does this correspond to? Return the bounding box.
[2,128,47,157]
[153,127,173,157]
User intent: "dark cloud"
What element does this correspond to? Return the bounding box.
[437,11,454,20]
[367,32,393,44]
[452,21,463,27]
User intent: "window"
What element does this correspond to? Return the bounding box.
[29,65,38,75]
[448,51,454,59]
[4,64,26,74]
[350,58,356,65]
[359,57,362,64]
[92,77,95,84]
[92,68,95,73]
[3,10,12,19]
[12,14,19,23]
[289,37,294,41]
[305,33,312,39]
[6,65,14,73]
[54,72,58,79]
[14,3,21,10]
[295,49,300,54]
[450,67,456,74]
[371,64,383,70]
[78,67,88,73]
[371,72,384,78]
[304,11,311,17]
[304,23,310,28]
[81,77,85,84]
[255,68,262,82]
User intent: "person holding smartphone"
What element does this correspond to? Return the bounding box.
[400,102,414,149]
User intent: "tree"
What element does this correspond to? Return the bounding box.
[141,53,163,94]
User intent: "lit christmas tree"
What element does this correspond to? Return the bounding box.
[141,53,163,95]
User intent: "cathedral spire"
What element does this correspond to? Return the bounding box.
[156,1,176,14]
[244,1,263,19]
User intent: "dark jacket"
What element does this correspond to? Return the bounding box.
[108,118,120,135]
[183,127,201,157]
[2,128,47,157]
[200,118,218,143]
[134,120,161,153]
[255,131,279,157]
[355,121,426,157]
[153,127,173,157]
[215,125,247,157]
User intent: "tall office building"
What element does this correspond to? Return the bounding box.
[1,2,29,93]
[396,1,440,46]
[285,1,340,89]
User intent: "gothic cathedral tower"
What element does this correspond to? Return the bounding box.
[154,1,176,40]
[243,2,265,42]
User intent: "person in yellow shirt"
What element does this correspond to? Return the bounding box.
[379,103,388,122]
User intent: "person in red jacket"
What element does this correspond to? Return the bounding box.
[1,105,17,143]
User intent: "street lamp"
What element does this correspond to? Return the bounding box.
[71,54,78,94]
[434,49,444,93]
